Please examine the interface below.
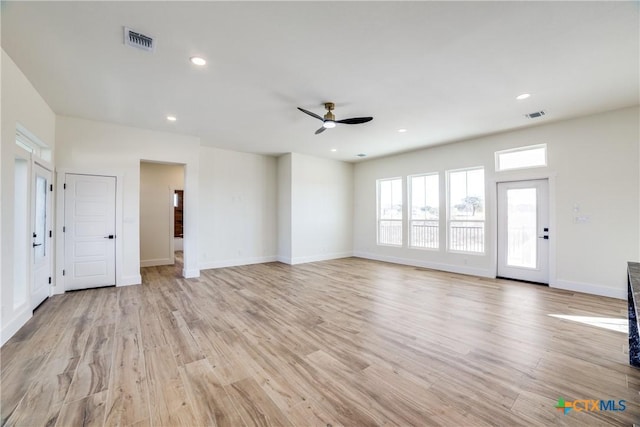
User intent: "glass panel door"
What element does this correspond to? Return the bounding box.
[31,164,52,309]
[497,179,549,284]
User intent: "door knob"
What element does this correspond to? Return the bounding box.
[33,243,42,247]
[104,235,115,239]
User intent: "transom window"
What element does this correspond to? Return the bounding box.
[495,144,547,171]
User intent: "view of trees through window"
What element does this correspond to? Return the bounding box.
[448,168,485,253]
[376,168,485,253]
[409,174,439,249]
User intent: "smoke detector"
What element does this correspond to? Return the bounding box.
[124,27,155,52]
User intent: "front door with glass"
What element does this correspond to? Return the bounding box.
[497,179,549,284]
[31,164,52,309]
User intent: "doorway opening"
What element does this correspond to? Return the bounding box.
[140,161,185,268]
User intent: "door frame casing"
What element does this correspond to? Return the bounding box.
[54,168,124,295]
[489,170,557,287]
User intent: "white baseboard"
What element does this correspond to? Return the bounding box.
[182,268,200,278]
[200,255,278,270]
[1,308,32,346]
[140,258,173,267]
[277,255,292,265]
[290,252,353,265]
[353,251,494,278]
[118,275,142,287]
[552,279,626,300]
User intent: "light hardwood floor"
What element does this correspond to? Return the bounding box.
[2,256,639,426]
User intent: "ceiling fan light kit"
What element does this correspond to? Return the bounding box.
[298,102,373,135]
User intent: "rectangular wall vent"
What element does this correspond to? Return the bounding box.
[124,27,155,52]
[525,110,546,119]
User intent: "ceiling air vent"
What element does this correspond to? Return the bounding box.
[124,27,155,52]
[525,110,546,119]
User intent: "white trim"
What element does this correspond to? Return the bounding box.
[290,252,353,265]
[1,309,32,346]
[118,275,142,287]
[140,258,174,267]
[353,251,494,278]
[182,268,200,279]
[552,279,625,300]
[200,255,278,270]
[277,255,293,265]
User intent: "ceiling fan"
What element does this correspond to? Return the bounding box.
[298,102,373,134]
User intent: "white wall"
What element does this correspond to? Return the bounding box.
[140,162,184,267]
[199,146,278,269]
[277,154,292,263]
[55,116,201,287]
[1,50,56,344]
[289,153,354,264]
[354,106,639,299]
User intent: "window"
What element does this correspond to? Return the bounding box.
[409,173,439,249]
[15,128,52,162]
[447,167,485,253]
[377,177,403,246]
[495,144,546,171]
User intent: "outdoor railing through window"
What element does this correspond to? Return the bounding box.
[378,220,402,245]
[449,222,484,253]
[410,220,438,249]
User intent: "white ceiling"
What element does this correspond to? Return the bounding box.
[2,1,638,161]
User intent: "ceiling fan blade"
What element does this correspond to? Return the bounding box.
[298,107,323,121]
[315,127,326,135]
[336,117,373,125]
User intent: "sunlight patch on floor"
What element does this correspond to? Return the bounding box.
[548,314,628,334]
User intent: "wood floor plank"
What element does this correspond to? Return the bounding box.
[2,255,639,426]
[178,358,246,427]
[103,333,150,427]
[4,355,79,427]
[144,345,199,426]
[224,377,293,427]
[56,390,108,427]
[65,350,112,404]
[0,352,49,424]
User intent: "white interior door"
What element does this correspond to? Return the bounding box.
[31,164,52,309]
[497,179,549,284]
[64,174,116,290]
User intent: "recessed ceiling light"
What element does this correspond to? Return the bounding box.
[330,148,337,152]
[398,128,407,133]
[190,56,206,66]
[516,93,531,100]
[166,115,177,122]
